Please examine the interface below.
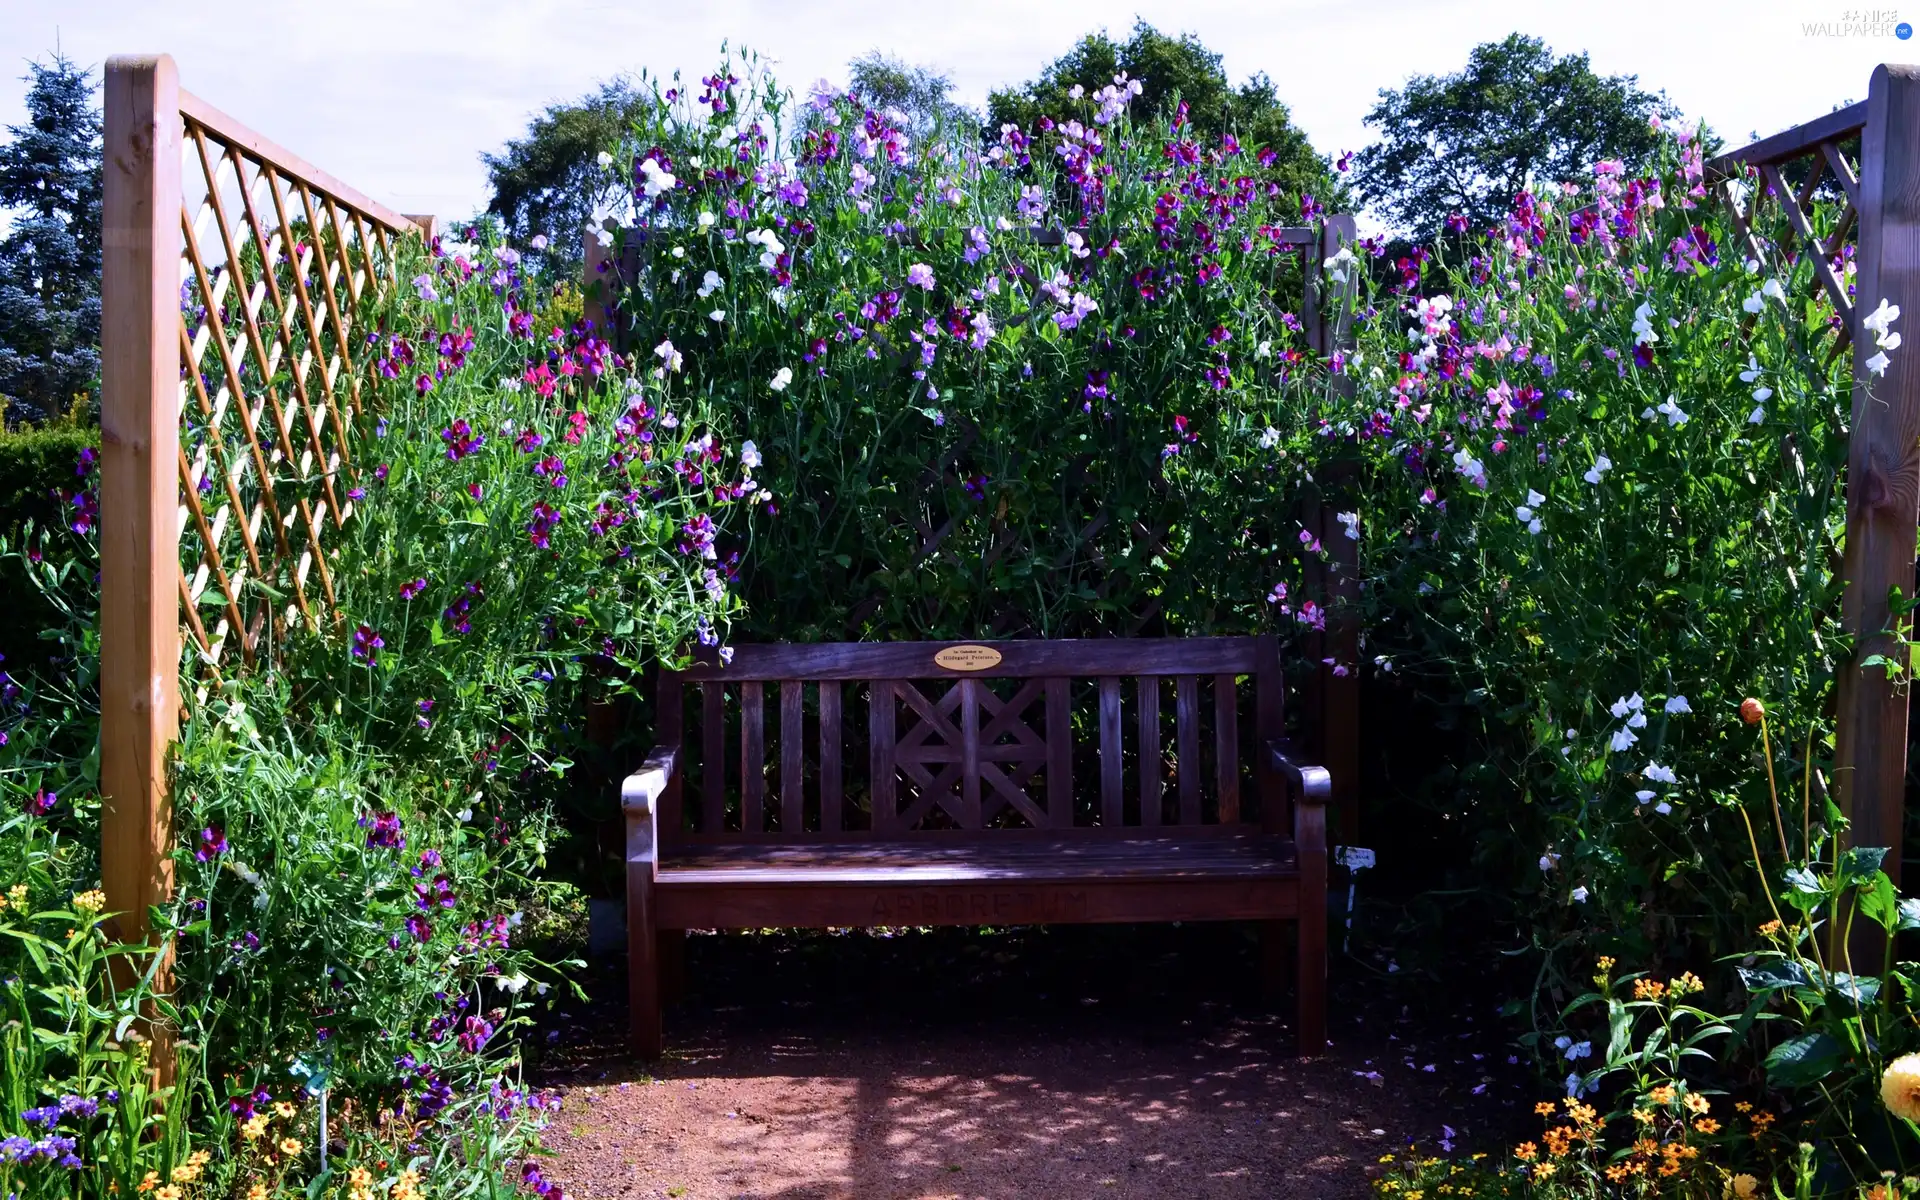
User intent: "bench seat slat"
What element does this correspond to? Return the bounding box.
[681,637,1264,680]
[656,833,1298,885]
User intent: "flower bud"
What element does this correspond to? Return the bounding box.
[1740,698,1765,725]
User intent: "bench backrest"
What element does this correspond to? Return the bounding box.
[657,637,1283,842]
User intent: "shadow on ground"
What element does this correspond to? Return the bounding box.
[530,923,1530,1200]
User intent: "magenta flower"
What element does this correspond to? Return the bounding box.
[194,824,228,861]
[441,420,484,462]
[363,810,406,850]
[405,914,433,943]
[351,624,384,662]
[527,503,561,548]
[400,578,428,601]
[26,788,56,816]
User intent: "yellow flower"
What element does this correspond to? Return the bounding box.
[6,884,26,908]
[138,1172,160,1193]
[156,1188,182,1200]
[273,1101,296,1120]
[170,1163,201,1183]
[1725,1175,1759,1199]
[1883,1054,1920,1121]
[187,1151,211,1168]
[247,1184,268,1200]
[1533,1101,1557,1116]
[241,1114,269,1140]
[278,1138,303,1157]
[1758,919,1783,937]
[1669,971,1704,997]
[1685,1092,1710,1114]
[1595,955,1615,971]
[348,1169,373,1189]
[1734,1101,1753,1114]
[1694,1117,1721,1134]
[1532,1162,1557,1180]
[1648,1085,1677,1106]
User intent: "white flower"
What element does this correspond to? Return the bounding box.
[1740,355,1764,384]
[1865,297,1903,344]
[638,157,676,197]
[596,150,613,168]
[1869,350,1892,376]
[1762,278,1787,302]
[698,270,723,298]
[770,287,791,309]
[1656,396,1689,426]
[1664,695,1692,714]
[495,972,530,993]
[1526,489,1546,506]
[1644,761,1678,784]
[1539,852,1560,872]
[1254,340,1273,360]
[1514,504,1534,522]
[1527,518,1543,535]
[698,210,716,228]
[1609,727,1638,752]
[1258,426,1281,449]
[1627,711,1648,729]
[1609,693,1643,718]
[410,273,439,303]
[769,367,793,392]
[456,807,473,822]
[1570,886,1589,903]
[1631,301,1659,345]
[591,224,613,248]
[1337,512,1360,540]
[1635,789,1656,804]
[741,440,762,470]
[1583,456,1612,485]
[1749,406,1767,424]
[529,234,548,250]
[709,309,725,322]
[670,245,686,259]
[653,339,682,373]
[1655,801,1673,814]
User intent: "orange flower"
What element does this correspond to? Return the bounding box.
[1648,1085,1677,1106]
[1533,1162,1558,1179]
[1534,1101,1558,1117]
[1513,1142,1538,1162]
[1670,971,1704,997]
[1757,920,1783,937]
[1634,978,1667,1001]
[1606,1164,1631,1183]
[1695,1117,1721,1134]
[1684,1093,1710,1114]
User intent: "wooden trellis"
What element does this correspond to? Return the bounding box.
[99,54,429,967]
[1705,66,1920,884]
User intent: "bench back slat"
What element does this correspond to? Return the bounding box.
[660,637,1282,841]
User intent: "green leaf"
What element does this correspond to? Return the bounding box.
[1764,1032,1843,1088]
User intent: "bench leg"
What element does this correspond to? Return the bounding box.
[628,873,662,1060]
[659,928,687,1006]
[1296,909,1327,1057]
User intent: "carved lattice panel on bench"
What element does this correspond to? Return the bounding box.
[875,677,1066,831]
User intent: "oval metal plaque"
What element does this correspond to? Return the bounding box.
[934,644,1002,672]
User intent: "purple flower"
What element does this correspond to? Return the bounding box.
[527,503,561,548]
[230,931,260,953]
[363,810,405,850]
[441,420,484,461]
[400,578,428,601]
[416,698,435,729]
[195,824,228,861]
[27,788,56,816]
[906,263,935,290]
[346,486,365,501]
[406,914,433,943]
[351,624,384,663]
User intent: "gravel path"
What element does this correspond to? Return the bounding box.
[532,924,1524,1200]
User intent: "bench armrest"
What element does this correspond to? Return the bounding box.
[1264,739,1330,865]
[623,745,679,879]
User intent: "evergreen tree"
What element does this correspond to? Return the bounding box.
[0,52,102,426]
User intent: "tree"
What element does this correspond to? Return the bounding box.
[0,52,102,426]
[1353,34,1680,242]
[845,52,976,141]
[986,20,1339,210]
[483,78,654,269]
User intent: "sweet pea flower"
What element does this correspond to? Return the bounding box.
[1664,695,1692,713]
[596,151,613,168]
[741,441,762,470]
[1583,455,1612,485]
[906,263,935,290]
[1644,762,1678,784]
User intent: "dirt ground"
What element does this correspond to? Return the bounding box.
[531,924,1529,1200]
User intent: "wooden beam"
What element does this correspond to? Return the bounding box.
[1835,64,1920,889]
[101,53,183,982]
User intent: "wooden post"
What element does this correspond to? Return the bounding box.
[402,213,437,241]
[583,226,611,334]
[100,56,182,983]
[1318,216,1362,850]
[1835,64,1920,886]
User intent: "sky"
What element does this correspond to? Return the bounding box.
[0,0,1908,224]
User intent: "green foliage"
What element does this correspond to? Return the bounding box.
[606,51,1338,642]
[1353,34,1681,242]
[986,19,1340,209]
[845,52,976,139]
[0,52,102,426]
[0,414,94,676]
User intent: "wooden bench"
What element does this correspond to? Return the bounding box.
[621,636,1331,1057]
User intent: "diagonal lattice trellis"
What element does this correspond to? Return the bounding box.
[173,92,426,684]
[1709,102,1867,359]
